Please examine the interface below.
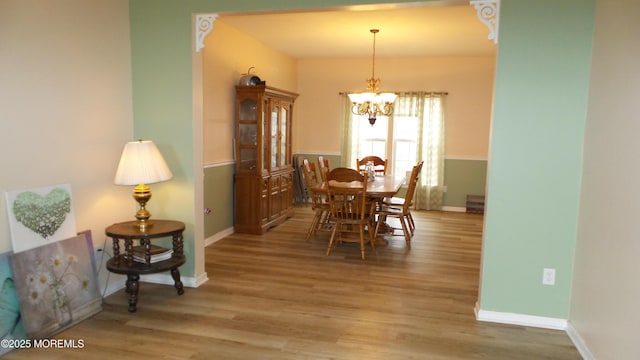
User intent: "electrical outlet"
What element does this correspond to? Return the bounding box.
[543,268,556,285]
[443,185,447,193]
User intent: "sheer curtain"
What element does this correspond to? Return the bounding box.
[414,92,445,210]
[341,97,355,168]
[342,92,445,210]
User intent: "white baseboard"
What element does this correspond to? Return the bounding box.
[100,271,209,302]
[140,272,208,288]
[205,226,234,247]
[474,303,567,330]
[566,321,595,360]
[203,160,235,169]
[192,271,210,287]
[474,303,595,359]
[442,206,466,212]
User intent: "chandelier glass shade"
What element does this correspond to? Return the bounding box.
[348,29,397,125]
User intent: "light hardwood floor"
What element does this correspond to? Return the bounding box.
[5,207,581,359]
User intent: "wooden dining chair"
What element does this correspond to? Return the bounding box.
[302,158,320,187]
[302,159,330,241]
[374,162,421,249]
[325,167,376,260]
[357,156,388,175]
[317,156,331,182]
[383,161,423,234]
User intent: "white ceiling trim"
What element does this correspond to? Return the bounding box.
[195,14,218,53]
[470,0,500,44]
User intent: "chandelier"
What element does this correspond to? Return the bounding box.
[348,29,397,126]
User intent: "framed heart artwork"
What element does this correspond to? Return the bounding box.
[5,184,77,253]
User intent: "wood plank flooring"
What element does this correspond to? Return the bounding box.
[4,207,581,359]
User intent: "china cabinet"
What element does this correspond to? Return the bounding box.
[234,85,298,234]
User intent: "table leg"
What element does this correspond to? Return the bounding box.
[112,238,120,265]
[171,268,184,295]
[125,273,140,312]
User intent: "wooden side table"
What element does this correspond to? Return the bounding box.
[105,220,186,312]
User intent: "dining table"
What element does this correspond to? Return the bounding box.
[309,174,406,245]
[309,174,406,198]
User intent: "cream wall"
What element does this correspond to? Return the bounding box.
[571,0,640,358]
[203,20,298,165]
[0,0,133,279]
[295,56,495,158]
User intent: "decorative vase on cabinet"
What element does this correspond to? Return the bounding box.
[234,85,299,234]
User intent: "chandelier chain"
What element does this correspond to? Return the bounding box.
[371,29,377,82]
[347,28,395,125]
[368,29,380,92]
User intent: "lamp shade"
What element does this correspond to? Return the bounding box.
[114,140,173,185]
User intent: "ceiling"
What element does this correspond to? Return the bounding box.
[217,3,496,59]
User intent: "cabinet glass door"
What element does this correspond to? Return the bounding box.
[280,106,288,167]
[239,99,256,120]
[238,98,258,171]
[271,104,279,169]
[239,149,257,170]
[262,99,268,171]
[239,124,257,146]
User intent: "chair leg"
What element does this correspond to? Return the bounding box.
[313,209,328,235]
[320,209,331,231]
[407,211,415,234]
[399,216,411,249]
[306,210,321,241]
[358,225,366,260]
[367,221,376,253]
[373,214,382,239]
[326,224,339,256]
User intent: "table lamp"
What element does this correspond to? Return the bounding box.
[114,140,173,231]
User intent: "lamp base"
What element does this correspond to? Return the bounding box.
[133,183,154,232]
[134,219,154,232]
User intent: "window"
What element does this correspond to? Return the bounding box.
[346,93,443,181]
[342,91,446,210]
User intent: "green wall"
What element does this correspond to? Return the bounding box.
[295,154,341,170]
[129,0,199,276]
[443,159,487,208]
[479,0,595,318]
[203,164,235,238]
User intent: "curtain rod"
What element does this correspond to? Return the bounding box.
[338,91,449,96]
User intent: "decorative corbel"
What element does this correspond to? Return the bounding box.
[195,14,219,53]
[470,0,500,44]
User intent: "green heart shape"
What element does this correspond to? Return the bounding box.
[12,188,71,239]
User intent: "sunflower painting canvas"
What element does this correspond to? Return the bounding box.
[0,252,27,355]
[11,234,101,339]
[5,184,77,253]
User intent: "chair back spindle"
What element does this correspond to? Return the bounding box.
[318,156,331,182]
